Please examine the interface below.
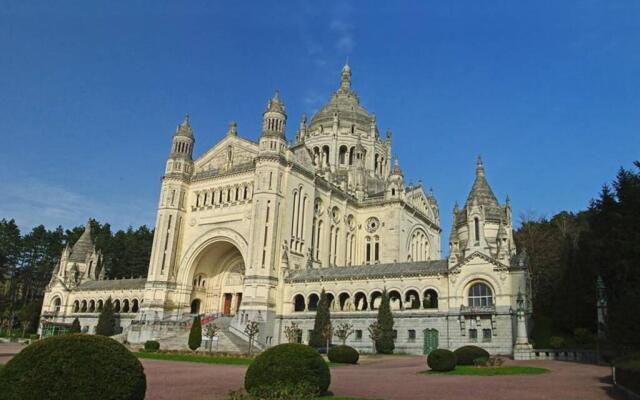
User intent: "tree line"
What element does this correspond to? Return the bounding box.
[514,161,640,351]
[0,219,153,334]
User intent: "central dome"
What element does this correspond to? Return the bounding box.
[308,64,376,132]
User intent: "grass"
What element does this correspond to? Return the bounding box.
[420,365,550,376]
[136,351,254,365]
[136,351,346,368]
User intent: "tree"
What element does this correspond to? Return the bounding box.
[368,321,382,354]
[245,321,260,355]
[309,289,331,348]
[96,297,116,336]
[188,315,202,351]
[70,317,81,333]
[284,322,302,343]
[204,323,220,353]
[375,289,394,354]
[322,321,333,352]
[334,322,354,345]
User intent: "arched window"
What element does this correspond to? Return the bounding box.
[191,298,201,314]
[52,297,62,313]
[339,293,351,311]
[404,290,420,310]
[131,299,139,313]
[113,300,121,313]
[308,294,320,311]
[354,292,368,311]
[97,300,104,312]
[423,289,438,309]
[294,294,306,312]
[389,290,402,310]
[468,282,493,307]
[370,291,382,310]
[73,300,80,313]
[80,300,87,313]
[122,299,130,313]
[88,300,95,313]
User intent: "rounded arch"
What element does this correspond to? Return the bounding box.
[88,300,95,313]
[423,288,439,309]
[96,299,104,312]
[293,294,306,312]
[467,280,494,307]
[388,290,403,310]
[308,293,320,311]
[369,290,383,310]
[72,300,80,313]
[404,289,421,310]
[50,296,62,313]
[455,273,501,300]
[113,299,121,313]
[176,228,249,288]
[354,291,368,311]
[338,291,351,311]
[131,298,140,313]
[122,299,130,313]
[80,300,87,313]
[190,298,201,314]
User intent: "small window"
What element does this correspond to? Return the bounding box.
[392,330,398,340]
[355,330,363,341]
[482,329,492,342]
[469,329,478,342]
[408,329,416,342]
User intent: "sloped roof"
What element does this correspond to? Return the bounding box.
[286,260,448,283]
[76,278,147,291]
[464,156,499,210]
[69,223,94,263]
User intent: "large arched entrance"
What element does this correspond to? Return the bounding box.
[188,240,245,316]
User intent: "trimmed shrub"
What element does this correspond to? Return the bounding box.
[309,289,331,349]
[70,318,81,334]
[328,345,359,364]
[453,345,490,366]
[245,343,330,396]
[376,289,395,354]
[144,340,160,352]
[427,349,456,372]
[188,316,202,351]
[549,336,565,349]
[96,297,116,337]
[0,334,146,400]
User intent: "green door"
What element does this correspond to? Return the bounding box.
[423,328,439,355]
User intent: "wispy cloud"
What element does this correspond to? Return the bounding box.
[0,178,155,232]
[330,2,356,55]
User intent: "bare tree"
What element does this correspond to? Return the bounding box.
[322,321,333,352]
[244,321,260,355]
[368,321,383,354]
[204,323,220,353]
[334,322,354,345]
[284,322,302,343]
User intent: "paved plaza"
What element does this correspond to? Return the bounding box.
[0,343,625,400]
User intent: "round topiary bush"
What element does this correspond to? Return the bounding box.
[0,334,146,400]
[427,349,457,372]
[245,343,330,396]
[144,340,160,352]
[328,345,359,364]
[453,345,490,366]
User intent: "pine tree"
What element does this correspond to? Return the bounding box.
[96,297,116,336]
[70,317,81,333]
[376,289,395,354]
[309,289,331,349]
[188,315,202,351]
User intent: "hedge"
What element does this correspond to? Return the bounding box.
[0,334,146,400]
[616,353,640,396]
[144,340,160,352]
[453,345,490,366]
[245,344,330,396]
[327,345,359,364]
[427,349,457,372]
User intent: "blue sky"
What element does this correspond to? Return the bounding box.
[1,1,639,246]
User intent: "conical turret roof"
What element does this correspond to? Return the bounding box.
[69,221,94,262]
[464,156,499,209]
[174,114,193,138]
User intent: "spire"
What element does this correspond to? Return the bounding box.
[266,90,285,114]
[175,114,193,138]
[341,62,351,90]
[69,220,94,263]
[227,121,238,136]
[392,157,403,176]
[464,156,499,209]
[262,90,287,137]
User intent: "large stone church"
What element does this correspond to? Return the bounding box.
[41,65,530,355]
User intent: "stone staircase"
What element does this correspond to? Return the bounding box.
[154,316,253,353]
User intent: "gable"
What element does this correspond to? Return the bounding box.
[194,136,258,173]
[406,187,436,220]
[450,250,508,272]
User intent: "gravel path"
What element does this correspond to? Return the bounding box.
[0,343,625,400]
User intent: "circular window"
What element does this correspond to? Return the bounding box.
[366,217,380,233]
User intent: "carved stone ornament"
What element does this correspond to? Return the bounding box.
[366,217,380,233]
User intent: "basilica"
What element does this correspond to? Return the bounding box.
[40,65,530,356]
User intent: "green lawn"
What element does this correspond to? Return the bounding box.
[421,365,549,376]
[136,351,254,365]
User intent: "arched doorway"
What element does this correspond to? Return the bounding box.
[188,240,245,316]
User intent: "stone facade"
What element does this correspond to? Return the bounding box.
[41,64,530,355]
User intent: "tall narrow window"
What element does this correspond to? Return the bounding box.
[474,217,480,242]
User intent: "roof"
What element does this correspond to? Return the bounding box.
[68,223,94,263]
[464,156,499,210]
[286,260,448,283]
[174,115,193,138]
[76,278,147,291]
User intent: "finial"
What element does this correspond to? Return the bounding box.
[301,113,307,125]
[454,201,459,211]
[386,128,392,139]
[505,194,511,204]
[273,89,281,102]
[476,155,485,177]
[227,121,237,136]
[341,62,351,89]
[183,114,190,125]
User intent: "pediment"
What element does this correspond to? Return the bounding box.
[406,187,436,220]
[291,145,315,170]
[194,136,259,173]
[449,250,508,273]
